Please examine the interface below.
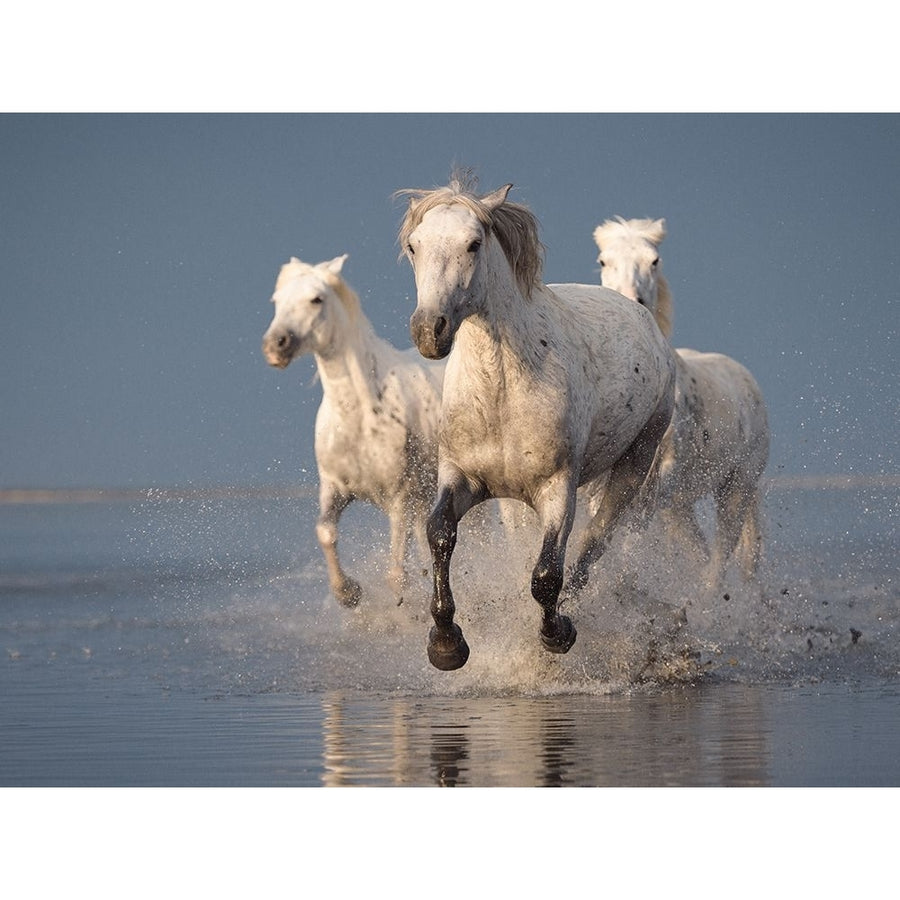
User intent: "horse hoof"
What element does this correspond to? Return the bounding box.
[540,615,577,654]
[336,578,362,608]
[428,624,470,670]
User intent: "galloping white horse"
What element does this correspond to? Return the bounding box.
[593,217,770,589]
[262,254,444,607]
[398,174,676,670]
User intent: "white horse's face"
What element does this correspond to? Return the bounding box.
[262,257,346,368]
[597,235,661,316]
[405,204,491,360]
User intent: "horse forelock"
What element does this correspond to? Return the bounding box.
[274,257,313,292]
[594,216,667,249]
[397,175,544,298]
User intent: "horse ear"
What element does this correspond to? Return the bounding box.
[481,183,512,211]
[650,219,667,244]
[324,254,348,274]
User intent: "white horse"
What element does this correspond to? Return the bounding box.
[262,254,444,607]
[593,217,770,589]
[398,173,677,670]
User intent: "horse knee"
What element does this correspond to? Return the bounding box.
[426,510,456,560]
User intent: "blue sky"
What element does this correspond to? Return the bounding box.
[1,113,897,489]
[2,112,897,490]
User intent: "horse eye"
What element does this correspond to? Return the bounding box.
[598,259,605,267]
[311,295,324,305]
[467,239,482,253]
[407,243,415,256]
[652,257,660,267]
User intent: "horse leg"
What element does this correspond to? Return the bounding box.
[387,495,430,605]
[316,480,361,608]
[716,479,762,581]
[568,419,667,595]
[704,473,752,591]
[386,497,413,602]
[531,479,578,653]
[663,492,709,562]
[734,485,763,581]
[426,474,484,670]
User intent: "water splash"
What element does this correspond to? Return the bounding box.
[12,483,888,699]
[166,483,897,699]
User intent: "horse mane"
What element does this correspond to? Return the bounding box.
[654,273,673,339]
[396,168,544,298]
[276,256,363,324]
[593,216,673,339]
[593,216,667,247]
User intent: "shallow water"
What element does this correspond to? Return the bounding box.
[1,482,898,787]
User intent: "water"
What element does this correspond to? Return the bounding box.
[1,482,898,789]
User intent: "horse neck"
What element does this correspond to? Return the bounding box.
[457,243,543,375]
[313,313,384,412]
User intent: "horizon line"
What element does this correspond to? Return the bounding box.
[1,474,899,505]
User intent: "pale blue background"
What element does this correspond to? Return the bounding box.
[1,113,897,489]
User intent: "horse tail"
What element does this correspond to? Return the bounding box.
[735,487,763,579]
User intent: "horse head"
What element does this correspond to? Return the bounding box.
[262,254,352,368]
[593,217,672,338]
[399,181,512,359]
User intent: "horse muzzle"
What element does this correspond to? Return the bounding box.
[261,329,299,368]
[410,308,454,360]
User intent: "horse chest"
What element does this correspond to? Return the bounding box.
[441,390,567,497]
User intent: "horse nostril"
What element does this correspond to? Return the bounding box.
[277,333,290,348]
[434,316,448,338]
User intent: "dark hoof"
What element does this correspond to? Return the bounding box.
[336,578,362,608]
[540,615,577,654]
[428,623,470,671]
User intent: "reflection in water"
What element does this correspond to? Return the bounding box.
[539,716,577,787]
[319,685,772,787]
[430,725,469,787]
